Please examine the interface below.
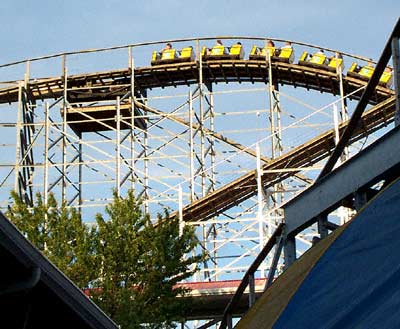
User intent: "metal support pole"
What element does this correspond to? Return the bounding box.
[13,68,35,206]
[14,72,35,206]
[178,185,184,237]
[317,214,329,239]
[202,222,208,280]
[272,84,284,218]
[256,143,266,277]
[43,102,50,251]
[267,48,284,228]
[199,54,206,198]
[337,67,351,222]
[209,87,216,193]
[24,61,35,205]
[248,273,256,307]
[129,47,136,191]
[275,86,283,158]
[44,102,50,204]
[78,131,83,209]
[283,235,296,269]
[208,86,218,277]
[265,233,284,290]
[333,102,350,223]
[62,55,68,203]
[116,96,121,197]
[24,60,30,87]
[197,39,209,281]
[14,83,23,194]
[333,104,340,146]
[256,143,264,248]
[337,53,348,122]
[392,37,400,126]
[354,189,368,211]
[267,48,283,157]
[25,87,34,205]
[144,98,149,213]
[189,90,195,202]
[267,50,276,160]
[337,54,349,162]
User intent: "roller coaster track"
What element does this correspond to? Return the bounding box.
[0,58,395,223]
[0,60,393,105]
[180,96,395,222]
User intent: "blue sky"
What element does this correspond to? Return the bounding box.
[0,1,398,214]
[0,0,398,285]
[0,0,399,65]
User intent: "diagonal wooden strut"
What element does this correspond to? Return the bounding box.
[180,96,395,222]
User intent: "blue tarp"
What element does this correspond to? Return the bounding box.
[274,179,400,329]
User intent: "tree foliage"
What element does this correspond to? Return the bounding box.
[6,190,203,329]
[7,191,97,287]
[92,190,202,328]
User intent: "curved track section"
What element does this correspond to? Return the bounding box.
[0,60,393,106]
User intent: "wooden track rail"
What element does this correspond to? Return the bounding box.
[0,60,394,105]
[179,96,396,222]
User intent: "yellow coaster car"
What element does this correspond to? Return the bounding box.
[202,43,244,60]
[359,65,374,78]
[347,62,362,79]
[276,47,295,64]
[380,70,393,87]
[299,50,345,74]
[249,45,276,60]
[151,47,195,65]
[229,43,245,59]
[347,62,393,88]
[250,45,294,64]
[327,57,345,73]
[298,51,328,68]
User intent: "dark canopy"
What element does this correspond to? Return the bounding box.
[237,178,400,329]
[0,211,118,329]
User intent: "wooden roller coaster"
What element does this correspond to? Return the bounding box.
[1,36,398,322]
[0,51,395,223]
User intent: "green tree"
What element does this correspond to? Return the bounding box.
[7,191,98,288]
[92,190,202,329]
[7,190,203,328]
